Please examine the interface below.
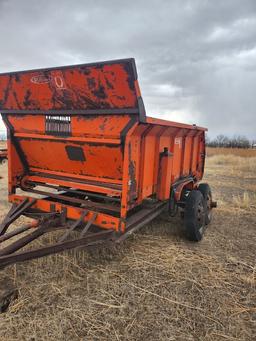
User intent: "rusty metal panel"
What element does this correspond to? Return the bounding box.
[127,123,206,207]
[0,58,146,120]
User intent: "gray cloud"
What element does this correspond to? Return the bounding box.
[0,0,255,138]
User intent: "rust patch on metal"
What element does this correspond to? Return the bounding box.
[128,143,137,201]
[0,59,139,113]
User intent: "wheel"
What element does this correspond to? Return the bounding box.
[198,183,212,225]
[184,190,206,241]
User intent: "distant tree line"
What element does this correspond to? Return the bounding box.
[206,134,256,149]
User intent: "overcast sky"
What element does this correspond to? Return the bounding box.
[0,0,255,139]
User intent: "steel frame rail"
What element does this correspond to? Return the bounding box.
[0,198,169,269]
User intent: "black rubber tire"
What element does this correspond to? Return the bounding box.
[184,190,206,242]
[198,183,212,225]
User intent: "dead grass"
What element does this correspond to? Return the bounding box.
[232,192,256,210]
[207,154,256,173]
[0,154,255,340]
[207,147,256,158]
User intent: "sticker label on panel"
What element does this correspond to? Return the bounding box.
[175,137,182,148]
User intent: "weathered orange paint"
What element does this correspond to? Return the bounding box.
[10,194,120,230]
[0,58,207,232]
[0,61,138,111]
[157,151,173,200]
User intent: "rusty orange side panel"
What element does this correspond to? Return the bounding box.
[126,120,206,208]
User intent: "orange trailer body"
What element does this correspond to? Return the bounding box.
[0,58,206,234]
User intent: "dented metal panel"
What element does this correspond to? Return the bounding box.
[0,58,146,121]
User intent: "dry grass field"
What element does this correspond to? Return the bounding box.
[207,147,256,158]
[0,147,255,340]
